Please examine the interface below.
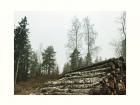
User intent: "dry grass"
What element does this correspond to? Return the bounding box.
[14,75,61,95]
[14,79,45,95]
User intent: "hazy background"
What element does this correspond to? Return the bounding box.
[15,11,122,72]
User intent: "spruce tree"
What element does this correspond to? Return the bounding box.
[70,48,80,70]
[14,16,31,83]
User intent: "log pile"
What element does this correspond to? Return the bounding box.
[35,56,126,95]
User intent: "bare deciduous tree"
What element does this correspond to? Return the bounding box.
[118,12,126,39]
[67,17,82,50]
[67,17,82,67]
[110,40,123,57]
[111,11,126,58]
[83,17,98,64]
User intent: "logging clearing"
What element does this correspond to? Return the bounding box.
[14,11,126,95]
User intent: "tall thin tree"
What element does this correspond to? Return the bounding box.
[67,17,82,68]
[111,12,126,58]
[83,17,98,65]
[14,16,31,84]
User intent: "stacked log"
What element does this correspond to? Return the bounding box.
[36,56,126,95]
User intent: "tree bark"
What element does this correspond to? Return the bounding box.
[15,56,20,84]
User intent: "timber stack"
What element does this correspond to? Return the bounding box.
[36,56,126,95]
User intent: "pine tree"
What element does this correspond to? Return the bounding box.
[42,46,56,78]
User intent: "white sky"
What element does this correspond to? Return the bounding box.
[14,11,122,73]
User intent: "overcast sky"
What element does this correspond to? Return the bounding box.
[14,11,122,72]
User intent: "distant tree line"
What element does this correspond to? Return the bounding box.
[14,17,59,84]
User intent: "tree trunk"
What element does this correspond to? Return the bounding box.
[48,67,50,79]
[87,27,90,55]
[15,57,20,84]
[76,31,78,68]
